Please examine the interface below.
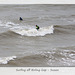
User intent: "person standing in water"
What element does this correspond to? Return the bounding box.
[36,25,40,30]
[19,17,23,21]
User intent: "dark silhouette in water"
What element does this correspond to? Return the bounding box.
[36,25,40,30]
[19,17,23,21]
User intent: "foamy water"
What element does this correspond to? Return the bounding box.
[10,25,54,36]
[0,56,17,64]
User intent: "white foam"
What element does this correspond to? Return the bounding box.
[0,21,19,28]
[10,25,54,36]
[0,56,17,64]
[6,22,19,27]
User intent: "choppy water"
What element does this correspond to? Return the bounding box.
[0,4,75,67]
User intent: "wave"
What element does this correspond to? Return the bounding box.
[0,21,75,37]
[6,46,75,67]
[0,56,17,64]
[0,24,75,37]
[0,21,54,36]
[54,25,75,35]
[10,25,54,36]
[0,46,75,66]
[54,25,75,30]
[0,21,19,28]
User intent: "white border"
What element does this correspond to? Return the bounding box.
[0,67,75,75]
[0,0,75,4]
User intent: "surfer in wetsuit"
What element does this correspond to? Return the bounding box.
[19,17,23,21]
[36,25,40,30]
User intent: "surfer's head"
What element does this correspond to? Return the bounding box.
[19,17,23,21]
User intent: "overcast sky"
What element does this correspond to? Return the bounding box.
[0,0,75,4]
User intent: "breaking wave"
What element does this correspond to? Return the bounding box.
[0,21,75,37]
[10,25,54,36]
[0,56,17,64]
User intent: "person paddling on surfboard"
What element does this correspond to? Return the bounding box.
[36,25,40,30]
[19,17,23,21]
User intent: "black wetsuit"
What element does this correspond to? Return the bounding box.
[20,17,23,21]
[36,26,40,30]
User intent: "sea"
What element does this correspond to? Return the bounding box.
[0,4,75,67]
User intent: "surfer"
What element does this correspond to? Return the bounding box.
[36,25,40,30]
[19,17,23,21]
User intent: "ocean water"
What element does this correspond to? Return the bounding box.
[0,4,75,67]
